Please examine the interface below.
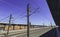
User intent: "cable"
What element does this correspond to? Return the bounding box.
[14,7,40,22]
[30,0,40,8]
[29,7,40,16]
[0,16,9,22]
[14,11,26,21]
[14,7,39,20]
[29,0,51,22]
[30,7,50,23]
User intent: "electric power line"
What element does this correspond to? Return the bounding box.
[30,0,40,8]
[14,7,40,22]
[13,11,26,21]
[29,7,40,16]
[0,16,9,22]
[29,0,50,21]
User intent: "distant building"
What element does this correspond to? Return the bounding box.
[0,23,41,31]
[0,23,27,31]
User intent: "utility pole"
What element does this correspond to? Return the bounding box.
[43,23,44,27]
[6,14,12,37]
[26,3,39,37]
[27,3,30,37]
[43,23,44,32]
[29,22,31,27]
[50,22,52,27]
[11,16,14,24]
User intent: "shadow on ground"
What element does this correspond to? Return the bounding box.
[39,28,57,37]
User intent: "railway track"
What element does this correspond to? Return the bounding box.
[0,27,54,37]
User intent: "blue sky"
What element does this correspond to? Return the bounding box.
[0,0,55,26]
